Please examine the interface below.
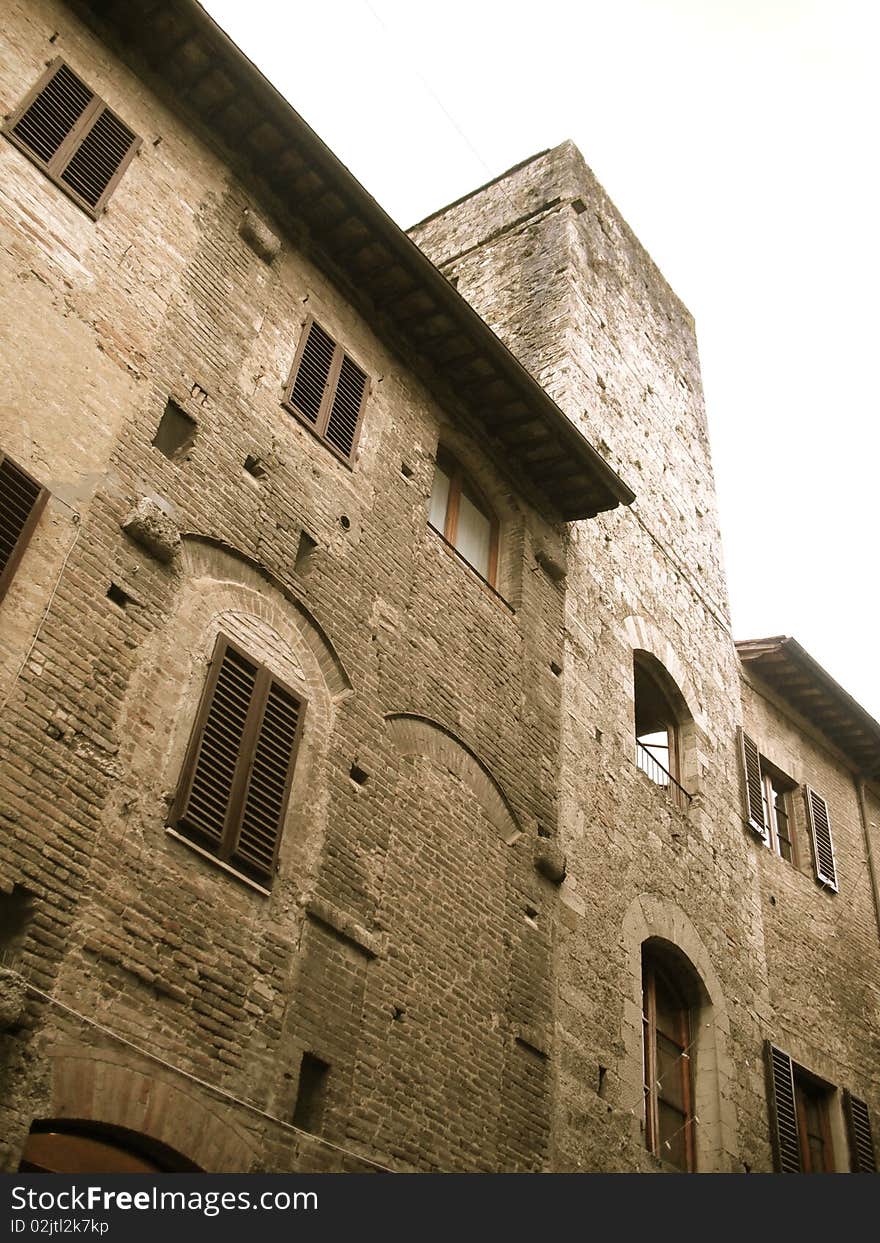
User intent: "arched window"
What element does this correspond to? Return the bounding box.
[642,951,696,1171]
[428,448,499,586]
[633,653,688,805]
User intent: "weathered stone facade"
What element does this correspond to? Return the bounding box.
[1,0,877,1174]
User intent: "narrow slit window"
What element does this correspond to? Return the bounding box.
[3,59,140,217]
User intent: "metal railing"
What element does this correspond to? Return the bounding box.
[636,741,692,808]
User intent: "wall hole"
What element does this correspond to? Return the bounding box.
[597,1065,608,1098]
[0,886,35,969]
[292,1053,330,1135]
[243,454,267,479]
[294,531,317,574]
[107,583,132,609]
[349,764,368,787]
[152,399,196,460]
[339,515,351,531]
[550,660,562,677]
[401,462,414,479]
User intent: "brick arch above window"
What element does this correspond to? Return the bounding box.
[385,713,522,845]
[181,535,352,699]
[43,1049,257,1172]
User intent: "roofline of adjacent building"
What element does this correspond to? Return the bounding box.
[67,0,635,521]
[736,635,880,779]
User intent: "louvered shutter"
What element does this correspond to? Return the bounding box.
[171,636,304,886]
[59,106,138,210]
[285,318,368,461]
[287,320,336,425]
[843,1091,877,1172]
[0,453,48,603]
[804,786,838,891]
[233,681,302,880]
[4,60,139,216]
[765,1042,802,1172]
[738,727,767,840]
[173,642,259,852]
[324,354,367,458]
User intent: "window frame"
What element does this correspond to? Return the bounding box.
[0,452,49,604]
[760,763,797,865]
[427,447,500,588]
[168,634,306,888]
[633,655,689,808]
[642,957,696,1171]
[282,316,369,466]
[3,58,141,219]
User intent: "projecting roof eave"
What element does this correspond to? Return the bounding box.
[736,636,880,780]
[70,0,635,522]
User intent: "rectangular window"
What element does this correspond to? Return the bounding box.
[0,452,49,604]
[283,318,369,463]
[738,730,837,881]
[765,1043,850,1173]
[3,59,140,218]
[168,635,305,887]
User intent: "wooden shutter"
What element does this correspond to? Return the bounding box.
[765,1042,802,1172]
[843,1091,877,1172]
[324,353,367,458]
[287,320,336,425]
[4,59,139,216]
[233,681,302,879]
[284,318,368,462]
[0,453,48,603]
[804,786,838,891]
[738,727,767,841]
[170,636,305,885]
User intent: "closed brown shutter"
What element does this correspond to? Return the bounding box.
[288,320,336,425]
[843,1091,877,1172]
[233,681,302,879]
[738,727,767,840]
[170,636,305,886]
[4,59,139,216]
[804,786,838,891]
[0,453,48,603]
[284,318,368,462]
[325,354,368,458]
[765,1042,802,1172]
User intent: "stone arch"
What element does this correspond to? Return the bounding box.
[619,894,738,1172]
[385,713,522,844]
[43,1048,257,1172]
[624,615,705,796]
[622,615,703,732]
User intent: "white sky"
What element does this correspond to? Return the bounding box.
[203,0,879,722]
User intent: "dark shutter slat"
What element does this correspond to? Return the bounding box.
[11,62,93,164]
[234,683,300,879]
[176,647,258,846]
[765,1042,802,1173]
[0,454,47,598]
[738,727,767,839]
[288,321,336,424]
[60,106,136,207]
[844,1091,877,1172]
[805,786,838,890]
[325,353,367,458]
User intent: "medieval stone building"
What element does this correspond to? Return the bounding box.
[1,0,877,1174]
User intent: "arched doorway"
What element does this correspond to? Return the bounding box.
[19,1121,201,1173]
